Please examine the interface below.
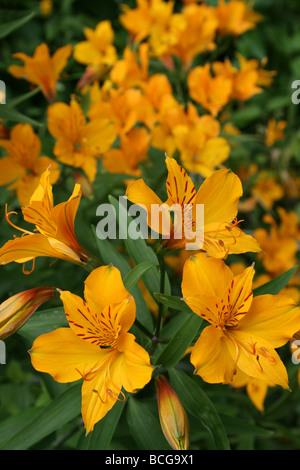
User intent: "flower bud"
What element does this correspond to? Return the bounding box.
[155,375,189,450]
[0,287,56,339]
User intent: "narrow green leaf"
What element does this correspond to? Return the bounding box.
[220,414,274,438]
[0,11,35,38]
[9,87,41,107]
[78,398,126,450]
[0,106,43,127]
[155,314,202,368]
[0,407,41,447]
[169,368,230,450]
[154,293,193,314]
[123,261,156,292]
[253,265,299,297]
[17,307,68,342]
[127,397,171,450]
[1,383,81,450]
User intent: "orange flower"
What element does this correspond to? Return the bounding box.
[126,156,261,257]
[0,169,98,273]
[9,43,72,102]
[253,208,299,277]
[168,3,218,68]
[120,0,186,59]
[182,253,300,388]
[265,119,287,147]
[216,0,262,36]
[88,87,156,137]
[230,368,272,412]
[30,265,153,433]
[47,99,117,181]
[187,64,233,116]
[74,21,117,89]
[251,171,284,210]
[102,127,150,176]
[0,123,60,206]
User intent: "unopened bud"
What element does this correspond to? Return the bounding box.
[0,287,56,339]
[155,375,189,450]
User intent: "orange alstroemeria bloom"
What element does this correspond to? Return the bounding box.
[0,123,60,206]
[230,368,273,412]
[126,156,261,257]
[265,119,287,147]
[30,265,153,433]
[9,43,72,102]
[102,127,150,176]
[182,253,300,388]
[216,0,263,36]
[0,169,97,273]
[47,99,117,181]
[251,171,284,210]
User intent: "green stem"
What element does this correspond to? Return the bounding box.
[134,319,154,340]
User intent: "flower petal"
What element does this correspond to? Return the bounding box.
[238,294,300,348]
[30,327,103,383]
[190,325,236,384]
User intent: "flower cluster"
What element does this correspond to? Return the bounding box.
[0,0,299,450]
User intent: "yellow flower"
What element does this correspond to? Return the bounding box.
[9,43,72,102]
[47,99,117,181]
[216,0,262,36]
[265,119,287,147]
[0,123,60,206]
[155,375,189,450]
[30,265,153,433]
[0,286,55,340]
[0,169,98,273]
[182,253,300,388]
[126,156,261,257]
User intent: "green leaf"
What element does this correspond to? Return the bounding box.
[0,383,81,450]
[108,195,171,300]
[153,293,193,314]
[0,407,42,448]
[78,398,126,450]
[17,307,68,343]
[168,368,230,450]
[127,397,171,450]
[155,314,202,368]
[253,265,299,297]
[0,11,35,39]
[0,106,43,127]
[123,261,157,292]
[220,414,274,438]
[9,87,41,107]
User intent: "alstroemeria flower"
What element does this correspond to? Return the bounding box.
[126,156,261,257]
[216,0,262,36]
[9,43,72,102]
[182,253,300,389]
[0,123,60,206]
[47,99,117,182]
[30,265,153,433]
[0,169,97,273]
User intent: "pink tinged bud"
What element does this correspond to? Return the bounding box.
[155,375,189,450]
[0,287,55,339]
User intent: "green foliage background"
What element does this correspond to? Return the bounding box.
[0,0,299,450]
